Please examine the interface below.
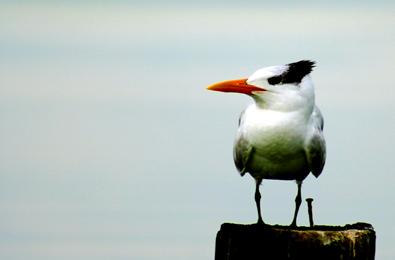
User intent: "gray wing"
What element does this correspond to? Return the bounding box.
[305,106,326,177]
[233,133,254,176]
[233,110,254,176]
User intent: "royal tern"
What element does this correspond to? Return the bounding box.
[207,60,326,226]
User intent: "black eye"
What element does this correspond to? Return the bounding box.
[267,76,282,85]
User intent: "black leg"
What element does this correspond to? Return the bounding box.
[255,179,264,224]
[290,181,302,227]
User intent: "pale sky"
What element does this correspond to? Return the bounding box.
[0,2,394,260]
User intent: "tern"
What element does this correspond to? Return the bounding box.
[207,60,326,226]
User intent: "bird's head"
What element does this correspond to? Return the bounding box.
[207,60,316,111]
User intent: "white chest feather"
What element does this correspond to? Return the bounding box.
[236,104,311,180]
[241,105,308,152]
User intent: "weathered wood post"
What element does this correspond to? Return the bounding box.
[215,223,375,260]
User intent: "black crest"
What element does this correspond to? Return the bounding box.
[268,60,315,85]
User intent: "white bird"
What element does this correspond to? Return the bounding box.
[207,60,326,226]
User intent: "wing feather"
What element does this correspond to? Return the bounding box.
[233,134,254,176]
[233,110,254,176]
[305,107,326,177]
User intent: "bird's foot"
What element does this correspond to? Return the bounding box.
[289,221,297,228]
[257,218,265,225]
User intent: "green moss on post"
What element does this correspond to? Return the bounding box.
[215,223,375,260]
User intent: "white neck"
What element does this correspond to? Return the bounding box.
[251,76,315,114]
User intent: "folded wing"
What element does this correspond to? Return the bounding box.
[305,107,326,177]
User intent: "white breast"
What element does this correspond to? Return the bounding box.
[237,104,310,180]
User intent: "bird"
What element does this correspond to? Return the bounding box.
[207,60,326,226]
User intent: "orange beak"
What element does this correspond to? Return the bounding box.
[207,78,266,95]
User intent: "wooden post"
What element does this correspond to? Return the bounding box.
[215,223,375,260]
